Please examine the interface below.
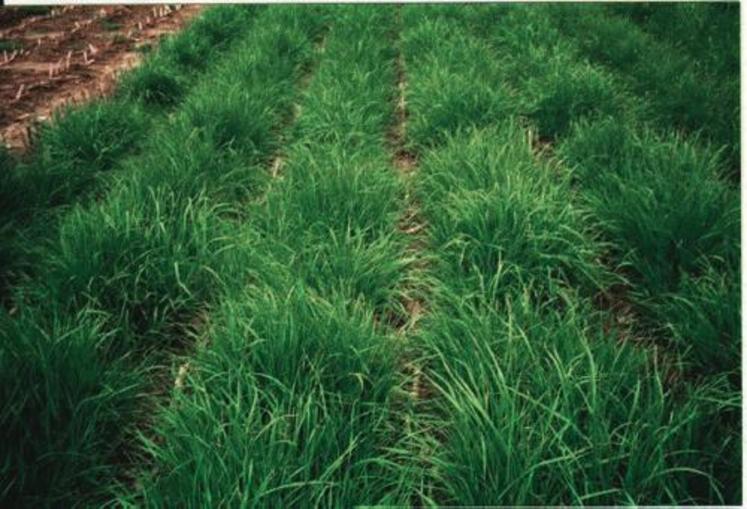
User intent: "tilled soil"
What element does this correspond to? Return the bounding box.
[0,5,201,151]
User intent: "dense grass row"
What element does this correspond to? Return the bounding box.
[451,3,740,389]
[547,3,740,174]
[608,2,739,80]
[0,6,263,299]
[492,0,740,480]
[400,4,739,505]
[0,6,325,505]
[122,6,421,506]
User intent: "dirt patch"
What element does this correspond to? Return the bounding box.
[0,5,201,151]
[390,12,427,333]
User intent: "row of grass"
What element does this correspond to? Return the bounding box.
[546,3,740,174]
[0,6,326,505]
[454,2,740,389]
[474,0,740,492]
[123,7,425,506]
[0,6,263,299]
[608,2,739,80]
[400,4,739,505]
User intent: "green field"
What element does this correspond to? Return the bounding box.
[0,4,740,506]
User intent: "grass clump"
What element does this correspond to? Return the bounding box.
[0,308,141,505]
[418,125,606,300]
[402,16,519,151]
[526,57,639,139]
[414,290,738,505]
[27,100,148,202]
[130,287,410,507]
[260,147,401,242]
[549,3,740,171]
[23,190,241,351]
[119,64,186,107]
[118,7,261,109]
[648,262,740,382]
[561,119,738,294]
[184,84,279,157]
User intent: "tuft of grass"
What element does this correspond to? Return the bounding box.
[647,262,741,382]
[0,308,142,505]
[119,63,186,107]
[561,118,738,294]
[184,84,280,157]
[526,56,640,139]
[21,190,242,352]
[549,3,740,171]
[130,287,411,507]
[413,289,738,505]
[418,125,607,300]
[22,100,149,209]
[402,17,520,152]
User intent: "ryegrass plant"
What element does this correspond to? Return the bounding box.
[402,14,520,151]
[417,124,607,301]
[0,308,142,505]
[647,262,741,381]
[259,147,402,242]
[118,6,261,108]
[22,100,149,209]
[609,2,739,79]
[22,191,242,352]
[414,289,738,505]
[560,118,739,296]
[525,57,639,139]
[129,286,411,507]
[549,3,740,171]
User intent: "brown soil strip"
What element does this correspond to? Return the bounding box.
[388,7,431,409]
[391,17,424,322]
[0,5,201,152]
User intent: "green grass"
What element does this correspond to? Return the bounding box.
[417,124,607,301]
[0,5,326,505]
[0,3,740,507]
[0,307,143,506]
[129,285,411,507]
[0,6,266,300]
[400,4,740,505]
[609,2,739,78]
[120,6,419,506]
[548,3,740,172]
[412,288,738,505]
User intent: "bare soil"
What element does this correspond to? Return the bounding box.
[0,5,201,151]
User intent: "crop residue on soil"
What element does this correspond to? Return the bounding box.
[0,5,201,151]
